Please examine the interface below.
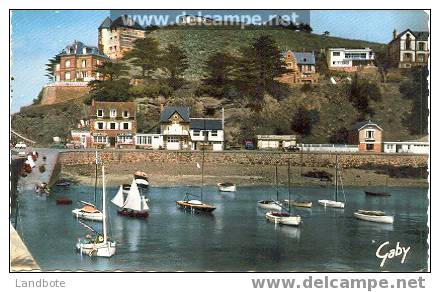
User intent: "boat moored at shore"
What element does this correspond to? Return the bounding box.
[354,210,394,224]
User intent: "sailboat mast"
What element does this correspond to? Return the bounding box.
[287,158,291,214]
[201,118,206,201]
[275,164,279,201]
[102,165,107,244]
[94,151,98,205]
[335,154,338,202]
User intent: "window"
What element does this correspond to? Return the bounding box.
[405,34,412,50]
[167,136,179,143]
[55,64,60,71]
[211,130,218,136]
[332,52,340,56]
[403,53,412,62]
[193,130,200,136]
[122,122,130,130]
[365,130,375,139]
[108,122,118,130]
[110,109,117,118]
[81,60,87,68]
[93,136,107,143]
[96,122,104,130]
[417,54,426,62]
[65,60,70,68]
[117,135,132,143]
[64,72,71,80]
[418,42,426,51]
[147,136,152,144]
[366,144,374,151]
[97,109,104,117]
[123,110,129,118]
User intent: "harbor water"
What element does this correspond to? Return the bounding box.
[15,185,428,272]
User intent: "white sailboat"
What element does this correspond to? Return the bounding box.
[258,165,282,211]
[76,165,116,257]
[318,154,346,209]
[111,179,149,218]
[266,160,302,226]
[72,151,103,221]
[354,210,394,224]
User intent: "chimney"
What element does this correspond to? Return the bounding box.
[393,29,397,39]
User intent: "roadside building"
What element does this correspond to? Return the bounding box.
[70,129,92,148]
[98,16,146,60]
[54,40,108,82]
[160,106,191,150]
[326,48,375,72]
[280,50,319,84]
[387,29,429,68]
[89,100,137,148]
[348,120,383,153]
[190,118,224,151]
[256,135,297,150]
[383,135,429,154]
[135,134,164,150]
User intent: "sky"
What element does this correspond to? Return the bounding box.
[10,10,429,113]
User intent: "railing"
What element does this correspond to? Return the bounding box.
[299,144,359,153]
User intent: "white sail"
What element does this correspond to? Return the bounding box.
[141,196,150,211]
[111,186,125,208]
[124,179,142,211]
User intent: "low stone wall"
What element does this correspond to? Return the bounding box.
[59,150,428,169]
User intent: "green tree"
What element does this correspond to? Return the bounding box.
[161,44,189,90]
[233,35,290,110]
[124,37,161,79]
[348,74,382,119]
[45,56,60,81]
[290,105,319,137]
[201,52,236,98]
[399,66,429,135]
[93,61,129,81]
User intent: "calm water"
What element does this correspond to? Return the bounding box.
[15,184,428,272]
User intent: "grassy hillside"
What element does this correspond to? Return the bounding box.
[150,26,386,80]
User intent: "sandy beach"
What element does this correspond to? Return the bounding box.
[60,161,428,188]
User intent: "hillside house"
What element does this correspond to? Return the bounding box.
[89,100,137,148]
[327,48,375,72]
[387,29,429,68]
[280,51,319,84]
[190,118,224,151]
[160,106,191,150]
[257,135,297,150]
[348,120,383,153]
[98,16,146,60]
[54,40,108,82]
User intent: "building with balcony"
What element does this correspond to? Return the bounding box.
[279,51,319,84]
[348,120,383,153]
[98,16,146,60]
[327,48,375,72]
[159,106,191,150]
[54,40,108,82]
[387,29,429,69]
[190,118,224,151]
[89,100,137,148]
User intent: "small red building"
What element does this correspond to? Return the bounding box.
[348,120,383,153]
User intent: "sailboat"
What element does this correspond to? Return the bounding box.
[72,151,103,221]
[176,119,216,213]
[258,165,282,211]
[266,160,302,226]
[318,154,346,209]
[284,151,313,208]
[111,179,150,218]
[76,165,116,257]
[354,210,394,224]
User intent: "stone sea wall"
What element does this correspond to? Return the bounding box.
[59,150,428,169]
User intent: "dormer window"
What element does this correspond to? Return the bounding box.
[110,109,117,118]
[365,130,375,139]
[97,109,104,117]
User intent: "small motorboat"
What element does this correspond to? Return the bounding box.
[72,201,103,221]
[56,181,71,187]
[176,193,216,213]
[134,171,149,188]
[284,200,313,208]
[258,200,282,211]
[265,212,302,226]
[217,182,236,192]
[365,191,391,197]
[354,210,394,224]
[318,199,345,209]
[56,198,73,205]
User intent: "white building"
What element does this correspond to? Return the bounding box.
[383,136,429,154]
[190,118,224,151]
[327,48,375,71]
[257,135,296,150]
[135,134,163,150]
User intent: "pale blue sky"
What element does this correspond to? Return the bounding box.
[10,10,429,113]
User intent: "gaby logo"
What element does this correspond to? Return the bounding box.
[376,241,410,267]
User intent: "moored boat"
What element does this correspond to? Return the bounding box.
[258,200,282,211]
[265,212,302,226]
[176,194,216,213]
[134,171,149,188]
[365,191,391,197]
[217,182,236,192]
[354,210,394,224]
[56,181,70,187]
[284,200,313,208]
[111,180,150,218]
[318,199,345,209]
[56,197,73,205]
[319,154,346,209]
[72,201,103,221]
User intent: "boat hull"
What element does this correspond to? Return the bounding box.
[258,200,282,211]
[134,178,149,188]
[284,200,313,208]
[265,212,302,226]
[56,198,73,205]
[318,199,345,209]
[354,212,394,224]
[76,241,116,257]
[365,191,391,197]
[176,201,216,212]
[217,184,236,192]
[72,209,103,221]
[117,209,149,218]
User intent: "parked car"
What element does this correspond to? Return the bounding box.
[15,142,27,149]
[244,141,254,150]
[283,145,301,152]
[18,151,27,158]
